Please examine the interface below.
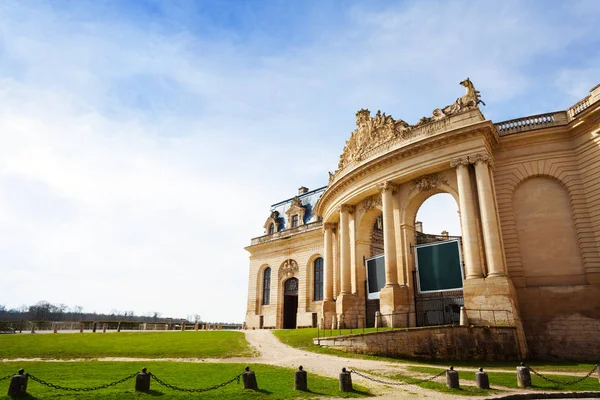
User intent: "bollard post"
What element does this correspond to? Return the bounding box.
[117,322,121,333]
[375,311,380,328]
[53,323,58,334]
[446,366,459,389]
[135,368,151,392]
[476,367,490,389]
[194,323,198,331]
[93,322,97,333]
[294,366,308,391]
[516,362,531,388]
[181,321,185,331]
[102,324,107,333]
[459,306,468,326]
[339,367,352,392]
[79,323,84,333]
[30,324,35,334]
[242,366,258,390]
[8,369,28,396]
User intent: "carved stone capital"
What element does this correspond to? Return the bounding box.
[339,204,354,215]
[413,173,448,192]
[323,222,337,231]
[377,181,398,194]
[468,152,492,166]
[450,156,470,168]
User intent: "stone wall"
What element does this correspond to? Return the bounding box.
[314,325,520,361]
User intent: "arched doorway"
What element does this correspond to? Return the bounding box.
[413,193,464,326]
[283,278,298,329]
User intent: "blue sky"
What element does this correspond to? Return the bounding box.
[0,0,598,322]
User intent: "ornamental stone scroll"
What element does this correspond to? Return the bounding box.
[279,259,299,279]
[339,204,355,214]
[450,152,494,169]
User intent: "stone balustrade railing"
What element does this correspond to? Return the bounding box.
[494,111,568,136]
[567,95,591,119]
[250,220,322,245]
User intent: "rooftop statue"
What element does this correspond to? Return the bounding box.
[336,78,485,172]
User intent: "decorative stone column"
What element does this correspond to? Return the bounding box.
[339,205,352,295]
[451,157,483,279]
[321,223,337,326]
[380,182,399,286]
[377,182,405,327]
[471,153,505,277]
[336,205,356,326]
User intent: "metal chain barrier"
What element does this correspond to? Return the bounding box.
[149,372,242,393]
[525,364,598,387]
[28,372,138,392]
[350,368,446,386]
[0,374,13,382]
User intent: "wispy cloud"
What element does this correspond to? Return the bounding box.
[0,0,597,320]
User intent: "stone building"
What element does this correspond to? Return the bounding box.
[245,80,600,360]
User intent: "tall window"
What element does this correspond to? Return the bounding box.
[262,267,271,305]
[268,223,275,234]
[313,257,323,301]
[292,215,299,228]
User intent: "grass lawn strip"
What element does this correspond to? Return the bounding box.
[0,361,372,399]
[0,331,256,359]
[274,328,597,373]
[407,366,600,392]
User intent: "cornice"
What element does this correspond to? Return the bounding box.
[315,118,497,218]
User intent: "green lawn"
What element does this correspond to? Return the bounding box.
[407,366,600,392]
[0,332,256,359]
[274,328,598,373]
[0,361,371,399]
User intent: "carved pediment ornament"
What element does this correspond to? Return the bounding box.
[279,259,299,279]
[360,194,382,213]
[413,173,449,192]
[335,79,484,173]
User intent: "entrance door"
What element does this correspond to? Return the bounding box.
[283,278,298,329]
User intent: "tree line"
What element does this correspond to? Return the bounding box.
[0,301,189,323]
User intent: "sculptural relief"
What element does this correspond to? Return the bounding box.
[335,79,485,174]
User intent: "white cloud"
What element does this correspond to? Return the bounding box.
[0,0,597,321]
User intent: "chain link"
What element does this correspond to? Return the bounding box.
[0,374,13,382]
[28,372,137,392]
[526,364,598,387]
[350,368,446,386]
[149,372,242,393]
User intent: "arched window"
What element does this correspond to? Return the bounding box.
[313,257,323,301]
[268,223,275,235]
[262,267,271,305]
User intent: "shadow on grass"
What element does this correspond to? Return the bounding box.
[8,394,39,399]
[349,388,375,397]
[143,389,165,396]
[252,388,273,395]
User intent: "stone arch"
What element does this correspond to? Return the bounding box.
[400,183,461,286]
[512,176,585,286]
[495,159,599,282]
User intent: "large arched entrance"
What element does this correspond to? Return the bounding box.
[412,192,464,326]
[283,278,298,329]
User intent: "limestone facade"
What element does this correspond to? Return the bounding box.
[245,81,600,360]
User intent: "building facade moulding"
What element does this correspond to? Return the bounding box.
[279,259,299,280]
[339,204,355,214]
[413,173,449,192]
[378,181,399,194]
[323,222,337,232]
[315,122,498,221]
[359,194,382,213]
